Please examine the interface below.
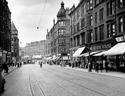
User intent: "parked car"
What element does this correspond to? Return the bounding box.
[0,66,6,92]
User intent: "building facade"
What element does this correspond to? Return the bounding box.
[24,40,46,58]
[46,2,70,62]
[0,0,11,64]
[70,0,125,70]
[11,22,19,63]
[45,30,52,57]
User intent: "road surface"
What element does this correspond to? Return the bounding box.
[1,64,125,96]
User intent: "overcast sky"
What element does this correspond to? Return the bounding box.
[8,0,79,47]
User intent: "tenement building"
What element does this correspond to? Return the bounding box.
[46,2,70,62]
[11,22,19,64]
[45,30,51,57]
[70,0,125,71]
[0,0,11,64]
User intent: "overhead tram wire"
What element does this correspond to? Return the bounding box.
[37,0,47,29]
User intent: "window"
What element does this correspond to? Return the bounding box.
[119,17,124,33]
[95,12,97,24]
[95,27,98,41]
[107,2,110,16]
[58,29,65,35]
[90,30,94,42]
[90,0,93,9]
[77,36,80,46]
[99,25,104,40]
[74,37,76,46]
[59,21,65,26]
[111,23,115,36]
[77,22,80,32]
[107,23,115,38]
[81,33,85,45]
[87,0,93,10]
[81,18,85,28]
[89,15,93,26]
[99,8,103,22]
[94,0,97,6]
[111,1,115,15]
[107,1,115,16]
[87,1,90,10]
[107,24,111,38]
[118,0,125,8]
[87,30,93,43]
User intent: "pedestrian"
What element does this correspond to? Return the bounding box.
[105,61,109,72]
[88,62,92,72]
[99,62,103,72]
[2,63,8,73]
[95,61,99,72]
[40,61,42,68]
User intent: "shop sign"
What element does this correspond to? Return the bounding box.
[90,43,112,51]
[115,36,124,42]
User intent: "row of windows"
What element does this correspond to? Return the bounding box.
[71,18,125,45]
[119,16,125,33]
[107,1,115,16]
[71,0,125,31]
[58,29,65,35]
[70,33,85,47]
[58,21,65,27]
[73,7,104,30]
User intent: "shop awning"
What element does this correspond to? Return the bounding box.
[80,51,101,57]
[94,50,107,56]
[104,42,125,55]
[46,57,52,60]
[73,47,86,57]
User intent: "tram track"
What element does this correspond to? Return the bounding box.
[43,66,108,96]
[28,74,35,96]
[36,81,46,96]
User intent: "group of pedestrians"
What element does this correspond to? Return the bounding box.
[69,60,81,68]
[67,58,109,73]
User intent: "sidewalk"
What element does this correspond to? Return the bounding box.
[3,66,17,77]
[65,66,125,79]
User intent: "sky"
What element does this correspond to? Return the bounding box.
[8,0,79,47]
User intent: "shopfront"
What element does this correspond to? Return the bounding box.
[86,38,117,70]
[70,46,89,68]
[103,35,125,71]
